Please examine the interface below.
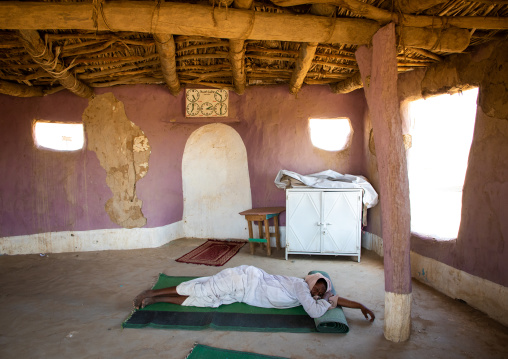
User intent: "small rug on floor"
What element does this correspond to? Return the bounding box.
[186,344,289,359]
[175,239,246,266]
[122,274,349,333]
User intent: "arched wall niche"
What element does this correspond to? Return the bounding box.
[182,123,252,239]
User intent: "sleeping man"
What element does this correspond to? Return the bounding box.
[133,265,375,321]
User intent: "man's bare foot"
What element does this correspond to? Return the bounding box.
[133,290,152,309]
[141,297,156,308]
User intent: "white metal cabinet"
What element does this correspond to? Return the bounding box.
[285,188,363,262]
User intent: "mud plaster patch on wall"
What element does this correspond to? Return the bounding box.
[82,93,150,228]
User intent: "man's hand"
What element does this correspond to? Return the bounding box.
[360,305,375,322]
[332,296,376,322]
[328,294,339,309]
[322,291,333,301]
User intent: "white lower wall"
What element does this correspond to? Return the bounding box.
[411,251,508,327]
[0,222,283,255]
[361,232,508,327]
[0,221,184,255]
[361,231,384,257]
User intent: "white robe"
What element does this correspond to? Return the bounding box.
[176,265,331,318]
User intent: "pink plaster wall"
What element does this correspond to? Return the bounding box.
[410,103,508,287]
[0,84,367,236]
[235,85,367,225]
[366,41,508,288]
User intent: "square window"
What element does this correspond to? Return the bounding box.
[33,121,84,151]
[309,118,352,151]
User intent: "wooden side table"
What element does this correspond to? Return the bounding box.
[239,207,286,256]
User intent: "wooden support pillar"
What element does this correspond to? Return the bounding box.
[154,33,181,96]
[355,22,412,342]
[18,30,93,98]
[289,42,318,94]
[229,0,253,95]
[0,80,44,97]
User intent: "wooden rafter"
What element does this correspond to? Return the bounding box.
[289,42,318,94]
[178,42,229,53]
[177,53,229,62]
[229,0,253,95]
[229,40,247,95]
[396,0,448,14]
[78,60,161,80]
[154,33,181,96]
[17,30,93,98]
[287,2,336,94]
[0,79,44,97]
[329,71,363,94]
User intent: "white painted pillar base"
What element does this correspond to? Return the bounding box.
[384,291,412,342]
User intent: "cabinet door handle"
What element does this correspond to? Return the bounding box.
[326,223,332,225]
[316,222,323,226]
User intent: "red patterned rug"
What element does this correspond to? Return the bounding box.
[175,239,246,266]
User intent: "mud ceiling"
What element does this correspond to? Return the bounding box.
[0,0,507,97]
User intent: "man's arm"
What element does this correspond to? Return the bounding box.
[329,296,375,322]
[294,282,331,318]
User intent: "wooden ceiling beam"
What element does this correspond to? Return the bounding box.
[271,0,508,30]
[17,30,93,98]
[0,2,379,45]
[1,1,477,53]
[154,33,181,96]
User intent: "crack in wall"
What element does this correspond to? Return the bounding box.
[82,93,150,228]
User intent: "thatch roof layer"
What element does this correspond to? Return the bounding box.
[0,0,506,96]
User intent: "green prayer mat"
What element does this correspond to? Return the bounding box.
[123,273,349,333]
[186,344,289,359]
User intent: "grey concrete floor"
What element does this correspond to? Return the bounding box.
[0,237,507,358]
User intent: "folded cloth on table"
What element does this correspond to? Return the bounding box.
[274,169,378,209]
